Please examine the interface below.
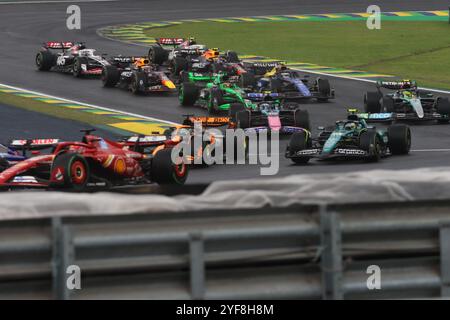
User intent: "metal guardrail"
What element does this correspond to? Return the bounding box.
[0,199,449,299]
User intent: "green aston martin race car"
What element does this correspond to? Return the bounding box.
[285,109,411,164]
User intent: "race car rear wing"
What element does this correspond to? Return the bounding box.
[9,139,60,153]
[43,42,74,49]
[376,80,417,90]
[246,92,283,101]
[156,38,185,46]
[182,115,231,127]
[242,61,286,75]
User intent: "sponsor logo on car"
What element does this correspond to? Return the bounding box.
[335,148,366,155]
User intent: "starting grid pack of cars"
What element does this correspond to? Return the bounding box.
[0,37,449,191]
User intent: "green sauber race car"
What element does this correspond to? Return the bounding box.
[178,72,264,115]
[285,109,411,164]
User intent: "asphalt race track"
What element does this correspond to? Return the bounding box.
[0,0,450,184]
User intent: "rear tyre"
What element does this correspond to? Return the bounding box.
[436,97,450,123]
[228,103,246,124]
[130,71,148,95]
[36,51,56,71]
[382,96,395,112]
[225,51,239,63]
[0,157,9,173]
[73,57,88,78]
[359,130,381,162]
[101,65,120,87]
[364,91,382,113]
[171,57,188,77]
[288,131,310,164]
[148,45,167,65]
[293,109,311,131]
[316,78,331,102]
[240,72,256,88]
[50,153,90,191]
[208,89,225,114]
[388,124,411,155]
[179,82,199,106]
[151,148,188,185]
[236,110,251,129]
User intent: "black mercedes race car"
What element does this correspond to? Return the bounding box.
[35,42,112,77]
[363,80,450,123]
[101,57,176,94]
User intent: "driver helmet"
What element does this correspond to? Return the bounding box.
[275,63,287,72]
[344,122,357,130]
[203,48,220,61]
[403,90,413,98]
[134,57,150,68]
[188,37,196,45]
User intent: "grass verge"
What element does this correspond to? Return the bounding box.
[145,21,450,90]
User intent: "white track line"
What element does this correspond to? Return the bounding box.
[0,0,117,5]
[411,149,450,152]
[0,83,178,126]
[290,67,450,95]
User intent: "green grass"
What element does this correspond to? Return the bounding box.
[145,21,450,89]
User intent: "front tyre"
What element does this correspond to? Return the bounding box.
[388,124,411,155]
[359,130,381,162]
[151,148,188,185]
[287,131,310,164]
[73,57,88,78]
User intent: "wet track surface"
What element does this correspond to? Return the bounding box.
[0,0,449,183]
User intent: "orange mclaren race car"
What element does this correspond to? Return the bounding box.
[120,115,231,166]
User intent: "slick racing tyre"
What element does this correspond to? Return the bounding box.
[101,65,120,87]
[364,92,382,113]
[382,96,395,112]
[171,57,189,77]
[50,153,90,191]
[73,57,88,78]
[148,45,167,65]
[228,103,246,124]
[435,97,450,123]
[240,72,256,88]
[36,51,56,71]
[151,148,188,185]
[0,157,9,173]
[388,124,411,155]
[288,131,310,164]
[131,71,148,95]
[236,110,251,129]
[208,89,225,114]
[359,130,381,162]
[316,78,331,102]
[293,109,311,131]
[225,51,240,63]
[179,82,199,106]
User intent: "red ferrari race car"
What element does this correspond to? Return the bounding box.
[0,130,188,191]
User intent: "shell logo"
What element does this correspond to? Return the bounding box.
[114,158,126,175]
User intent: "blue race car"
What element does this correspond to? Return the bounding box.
[0,139,59,172]
[242,64,335,102]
